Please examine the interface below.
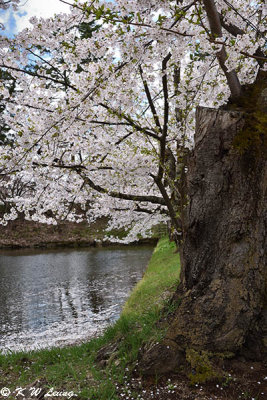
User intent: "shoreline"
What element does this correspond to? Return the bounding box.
[0,237,157,250]
[0,217,160,250]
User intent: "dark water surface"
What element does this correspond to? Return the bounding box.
[0,245,153,353]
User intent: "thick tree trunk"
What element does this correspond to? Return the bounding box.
[168,105,266,358]
[140,74,267,374]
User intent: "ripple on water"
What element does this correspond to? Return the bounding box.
[0,246,153,353]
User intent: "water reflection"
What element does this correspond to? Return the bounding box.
[0,246,153,353]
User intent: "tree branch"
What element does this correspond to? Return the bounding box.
[218,14,266,65]
[79,173,166,205]
[27,48,66,81]
[221,0,266,39]
[151,173,182,232]
[139,65,162,134]
[202,0,242,99]
[158,53,171,181]
[99,103,160,140]
[106,18,193,37]
[88,119,134,127]
[115,130,134,145]
[114,205,168,215]
[218,13,244,36]
[80,62,128,104]
[32,161,86,170]
[0,64,78,92]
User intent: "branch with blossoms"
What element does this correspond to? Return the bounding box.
[0,0,19,10]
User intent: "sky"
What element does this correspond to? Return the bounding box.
[0,0,71,36]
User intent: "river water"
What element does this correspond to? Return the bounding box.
[0,245,153,353]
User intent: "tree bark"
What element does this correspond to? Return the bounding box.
[168,105,266,357]
[140,73,267,374]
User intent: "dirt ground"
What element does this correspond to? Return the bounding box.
[121,359,267,400]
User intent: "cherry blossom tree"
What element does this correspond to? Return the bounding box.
[0,0,265,242]
[0,0,266,365]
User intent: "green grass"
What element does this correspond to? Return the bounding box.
[123,237,180,316]
[0,238,180,399]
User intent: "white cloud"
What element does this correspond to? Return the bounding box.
[1,0,71,34]
[16,0,71,31]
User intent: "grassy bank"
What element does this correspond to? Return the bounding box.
[0,238,180,399]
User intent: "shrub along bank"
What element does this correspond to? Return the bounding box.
[0,238,180,399]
